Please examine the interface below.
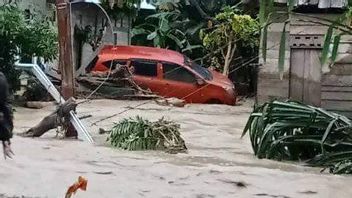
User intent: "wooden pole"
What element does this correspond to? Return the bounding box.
[56,0,77,137]
[56,0,74,99]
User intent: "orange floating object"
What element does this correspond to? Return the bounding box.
[65,176,88,198]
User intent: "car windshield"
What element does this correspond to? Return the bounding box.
[184,57,213,81]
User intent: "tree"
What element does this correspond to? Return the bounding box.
[200,7,259,76]
[131,11,201,52]
[0,5,58,92]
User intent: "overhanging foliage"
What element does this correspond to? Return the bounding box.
[0,5,58,92]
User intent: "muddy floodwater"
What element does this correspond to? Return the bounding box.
[0,99,351,197]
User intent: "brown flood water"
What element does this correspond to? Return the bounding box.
[0,99,351,198]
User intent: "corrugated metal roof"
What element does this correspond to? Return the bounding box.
[274,0,348,8]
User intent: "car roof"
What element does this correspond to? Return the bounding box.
[99,45,185,65]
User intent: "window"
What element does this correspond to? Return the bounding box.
[184,56,213,80]
[131,60,157,77]
[163,63,196,83]
[102,60,128,69]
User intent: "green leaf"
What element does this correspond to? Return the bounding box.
[259,0,267,25]
[330,34,341,64]
[321,119,337,154]
[159,17,170,33]
[185,22,205,36]
[278,22,288,80]
[261,23,269,63]
[147,31,158,40]
[167,33,184,48]
[153,34,161,47]
[131,28,149,37]
[181,44,203,52]
[321,25,334,65]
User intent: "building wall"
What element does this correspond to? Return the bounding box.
[321,35,352,117]
[258,10,352,117]
[71,2,131,71]
[0,0,55,19]
[257,14,290,103]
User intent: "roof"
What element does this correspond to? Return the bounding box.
[274,0,348,8]
[99,45,185,65]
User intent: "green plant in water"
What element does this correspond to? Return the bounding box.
[107,116,187,154]
[242,100,352,174]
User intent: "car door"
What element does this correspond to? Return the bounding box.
[130,59,164,94]
[161,62,202,102]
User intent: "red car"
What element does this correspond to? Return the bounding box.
[89,45,236,105]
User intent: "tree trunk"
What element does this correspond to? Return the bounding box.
[20,98,77,138]
[223,41,232,76]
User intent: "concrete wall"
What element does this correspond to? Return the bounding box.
[0,0,55,19]
[257,20,290,103]
[71,2,131,71]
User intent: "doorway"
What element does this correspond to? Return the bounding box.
[289,49,322,106]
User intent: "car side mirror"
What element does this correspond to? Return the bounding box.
[196,78,206,86]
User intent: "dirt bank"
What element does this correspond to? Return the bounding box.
[0,99,350,198]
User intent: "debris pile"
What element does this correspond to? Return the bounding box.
[242,100,352,174]
[77,64,160,100]
[107,116,187,154]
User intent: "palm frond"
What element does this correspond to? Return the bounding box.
[108,116,187,154]
[243,100,352,174]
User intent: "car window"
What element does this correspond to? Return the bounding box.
[131,60,158,77]
[184,56,213,80]
[163,63,196,83]
[102,60,128,69]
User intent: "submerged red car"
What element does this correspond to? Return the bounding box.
[89,45,236,105]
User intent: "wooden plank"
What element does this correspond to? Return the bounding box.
[322,92,352,100]
[322,86,352,92]
[322,75,352,86]
[324,64,352,75]
[328,110,352,119]
[303,49,321,106]
[334,53,352,64]
[321,100,352,111]
[289,49,305,102]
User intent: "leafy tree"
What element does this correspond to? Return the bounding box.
[200,7,259,76]
[131,11,201,53]
[0,5,58,92]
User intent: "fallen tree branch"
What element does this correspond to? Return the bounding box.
[19,98,77,137]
